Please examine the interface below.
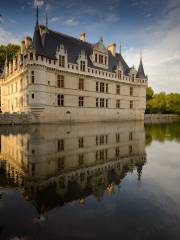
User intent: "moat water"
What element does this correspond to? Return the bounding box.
[0,122,180,240]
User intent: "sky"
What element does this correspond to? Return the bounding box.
[0,0,180,93]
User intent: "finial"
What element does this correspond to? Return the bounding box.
[100,36,103,43]
[5,48,8,66]
[120,42,122,55]
[140,49,142,60]
[45,6,48,28]
[36,5,39,26]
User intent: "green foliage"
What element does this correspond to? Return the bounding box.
[146,87,154,101]
[0,44,20,71]
[146,87,180,115]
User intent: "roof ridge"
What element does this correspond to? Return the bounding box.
[40,25,93,47]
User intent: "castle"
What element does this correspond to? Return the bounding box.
[0,7,148,123]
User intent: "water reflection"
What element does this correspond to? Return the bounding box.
[0,122,146,211]
[1,122,180,240]
[145,122,180,145]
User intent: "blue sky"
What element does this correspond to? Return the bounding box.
[0,0,180,93]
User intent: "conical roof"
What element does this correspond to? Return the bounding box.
[32,6,43,55]
[137,58,146,79]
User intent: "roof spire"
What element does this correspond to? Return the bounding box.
[137,50,146,79]
[5,48,8,66]
[45,6,48,28]
[120,42,122,55]
[36,5,39,26]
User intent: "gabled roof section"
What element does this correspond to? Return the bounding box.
[38,25,130,74]
[137,58,147,79]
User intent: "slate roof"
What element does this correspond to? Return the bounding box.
[137,58,147,79]
[33,25,131,75]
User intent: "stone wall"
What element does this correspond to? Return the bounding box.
[0,112,36,125]
[145,114,180,124]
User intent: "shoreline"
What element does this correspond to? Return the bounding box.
[0,113,179,125]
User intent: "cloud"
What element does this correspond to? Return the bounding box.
[124,20,180,93]
[50,17,60,23]
[0,27,19,45]
[34,0,44,8]
[64,18,79,27]
[106,14,120,23]
[131,1,139,7]
[144,13,152,18]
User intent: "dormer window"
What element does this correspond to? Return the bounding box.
[80,61,85,72]
[30,53,33,61]
[59,55,65,67]
[99,55,103,64]
[118,70,122,79]
[132,74,135,82]
[105,56,107,65]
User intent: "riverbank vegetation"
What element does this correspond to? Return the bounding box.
[146,87,180,114]
[0,44,20,73]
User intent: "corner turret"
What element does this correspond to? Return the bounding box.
[137,56,147,79]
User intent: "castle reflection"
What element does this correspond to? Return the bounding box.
[0,122,146,215]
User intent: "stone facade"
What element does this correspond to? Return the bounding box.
[0,9,148,123]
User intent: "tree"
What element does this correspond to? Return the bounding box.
[0,44,20,72]
[146,87,154,101]
[146,87,180,115]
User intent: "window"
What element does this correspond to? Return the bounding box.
[80,61,85,72]
[58,139,64,152]
[99,55,103,64]
[116,133,120,143]
[130,87,133,96]
[118,70,122,79]
[132,74,135,82]
[59,55,65,67]
[105,56,107,65]
[78,154,84,166]
[130,100,133,109]
[79,96,84,107]
[79,78,84,90]
[57,94,64,106]
[95,54,98,63]
[20,79,23,89]
[26,95,29,105]
[57,157,64,170]
[31,71,35,84]
[116,85,120,94]
[129,132,133,141]
[79,137,84,148]
[106,99,108,108]
[116,99,120,109]
[32,93,34,99]
[96,82,99,92]
[129,145,133,155]
[57,75,64,88]
[100,82,104,93]
[115,147,120,158]
[96,98,99,107]
[106,84,108,93]
[100,98,104,108]
[30,53,33,60]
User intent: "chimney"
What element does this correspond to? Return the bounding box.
[21,40,25,54]
[108,43,116,56]
[80,32,86,42]
[25,36,32,49]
